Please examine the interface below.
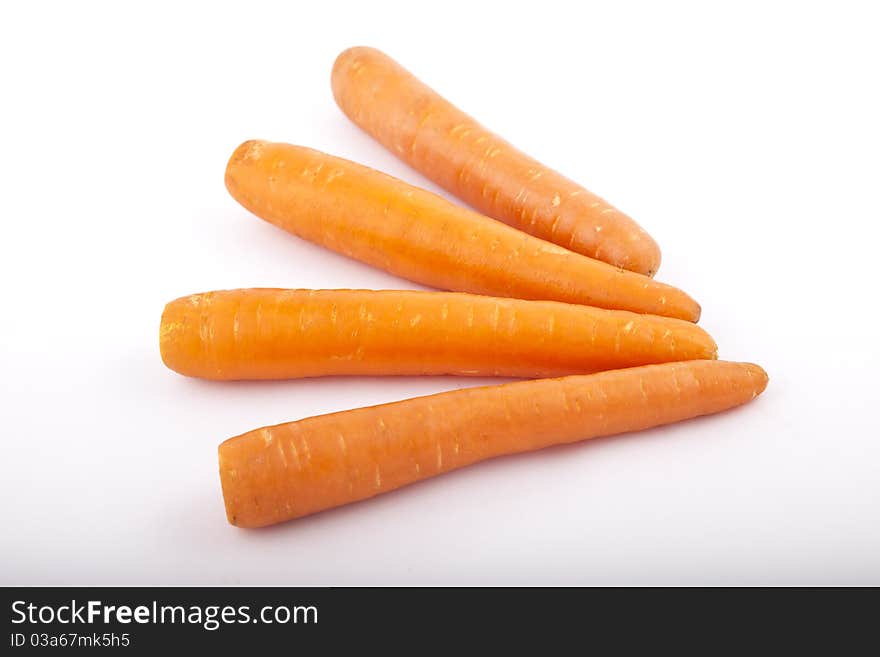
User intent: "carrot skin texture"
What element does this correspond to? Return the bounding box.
[219,360,767,527]
[160,289,717,380]
[225,141,700,321]
[331,46,662,276]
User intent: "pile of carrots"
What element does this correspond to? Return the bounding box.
[160,47,767,528]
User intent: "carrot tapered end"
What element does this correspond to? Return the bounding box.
[218,441,242,528]
[744,363,769,397]
[226,137,265,172]
[159,298,189,375]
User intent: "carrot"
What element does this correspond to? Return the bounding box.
[160,289,717,380]
[219,360,767,527]
[331,46,661,276]
[225,141,700,321]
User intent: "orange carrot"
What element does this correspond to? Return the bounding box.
[331,46,661,276]
[225,141,700,321]
[160,289,717,380]
[219,360,767,527]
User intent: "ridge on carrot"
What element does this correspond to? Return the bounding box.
[160,289,717,380]
[218,360,768,527]
[331,46,662,276]
[225,140,701,322]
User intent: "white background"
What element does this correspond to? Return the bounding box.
[2,1,878,585]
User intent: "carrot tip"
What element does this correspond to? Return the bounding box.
[746,363,770,396]
[218,446,240,527]
[158,304,178,371]
[333,45,371,69]
[229,139,266,167]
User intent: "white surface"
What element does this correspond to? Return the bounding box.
[2,0,878,585]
